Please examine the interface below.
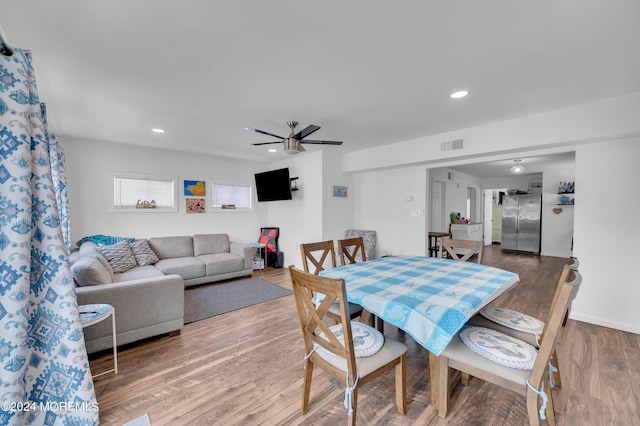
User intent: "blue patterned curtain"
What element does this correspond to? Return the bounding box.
[0,47,98,425]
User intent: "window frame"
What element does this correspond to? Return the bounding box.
[111,172,178,213]
[210,181,253,212]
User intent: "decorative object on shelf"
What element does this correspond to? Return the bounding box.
[552,207,563,214]
[450,211,469,224]
[510,159,525,174]
[136,200,157,208]
[558,181,575,193]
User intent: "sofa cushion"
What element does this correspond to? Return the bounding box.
[97,240,138,273]
[113,265,165,282]
[71,255,113,286]
[198,253,244,276]
[130,239,159,266]
[149,236,194,259]
[193,234,230,257]
[155,257,205,280]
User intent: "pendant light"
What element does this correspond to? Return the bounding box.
[510,160,525,174]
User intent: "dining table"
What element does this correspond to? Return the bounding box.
[318,254,520,410]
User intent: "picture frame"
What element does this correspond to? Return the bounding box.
[186,198,206,213]
[332,185,348,198]
[184,180,206,196]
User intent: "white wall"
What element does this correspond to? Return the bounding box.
[64,138,264,246]
[264,151,324,269]
[353,166,428,257]
[263,150,356,269]
[571,138,640,334]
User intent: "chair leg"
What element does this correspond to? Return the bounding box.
[395,354,407,414]
[526,385,541,426]
[348,388,358,426]
[550,348,562,388]
[359,309,372,324]
[437,356,450,419]
[461,372,471,386]
[544,375,556,426]
[301,360,313,414]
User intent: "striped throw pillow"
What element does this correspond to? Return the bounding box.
[98,240,138,273]
[130,239,159,266]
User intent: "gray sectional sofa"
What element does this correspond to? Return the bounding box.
[72,234,253,353]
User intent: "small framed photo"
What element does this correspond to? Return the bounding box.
[186,198,206,213]
[333,185,348,198]
[184,180,206,197]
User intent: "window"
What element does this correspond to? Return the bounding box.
[113,173,177,212]
[212,183,252,210]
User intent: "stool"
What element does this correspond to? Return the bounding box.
[428,232,451,257]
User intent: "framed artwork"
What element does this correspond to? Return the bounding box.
[333,185,348,198]
[186,198,206,213]
[184,180,206,196]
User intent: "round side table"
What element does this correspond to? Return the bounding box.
[79,303,118,377]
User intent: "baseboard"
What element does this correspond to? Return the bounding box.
[570,312,640,335]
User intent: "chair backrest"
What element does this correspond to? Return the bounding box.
[529,265,582,388]
[300,240,337,275]
[337,237,367,266]
[439,238,484,263]
[344,230,376,260]
[289,266,357,378]
[259,227,280,253]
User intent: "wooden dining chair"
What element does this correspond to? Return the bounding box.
[289,266,407,425]
[438,238,484,263]
[466,256,580,388]
[337,237,367,266]
[300,241,364,322]
[437,264,582,425]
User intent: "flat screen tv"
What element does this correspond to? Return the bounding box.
[254,167,292,202]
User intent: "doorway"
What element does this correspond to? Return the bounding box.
[430,179,446,232]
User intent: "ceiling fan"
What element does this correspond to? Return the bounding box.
[245,120,343,154]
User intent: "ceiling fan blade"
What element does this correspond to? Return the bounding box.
[295,124,320,140]
[245,127,284,140]
[252,141,283,146]
[299,140,343,145]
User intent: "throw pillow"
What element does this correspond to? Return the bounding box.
[71,256,113,286]
[319,321,385,357]
[98,240,138,273]
[129,239,159,266]
[459,326,537,370]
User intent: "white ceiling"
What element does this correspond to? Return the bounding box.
[2,1,640,163]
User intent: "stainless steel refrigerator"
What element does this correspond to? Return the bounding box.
[501,194,542,254]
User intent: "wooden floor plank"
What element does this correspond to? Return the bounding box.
[89,246,640,425]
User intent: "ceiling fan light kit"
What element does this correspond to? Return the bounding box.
[245,120,343,154]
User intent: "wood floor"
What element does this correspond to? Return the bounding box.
[90,246,640,425]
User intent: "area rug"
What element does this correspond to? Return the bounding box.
[184,278,292,323]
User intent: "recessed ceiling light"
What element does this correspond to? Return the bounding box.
[268,149,277,153]
[151,128,165,133]
[450,90,469,99]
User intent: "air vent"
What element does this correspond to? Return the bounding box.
[441,139,464,152]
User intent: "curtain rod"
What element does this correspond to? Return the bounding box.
[0,25,15,57]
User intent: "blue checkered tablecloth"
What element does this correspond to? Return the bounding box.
[319,255,519,355]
